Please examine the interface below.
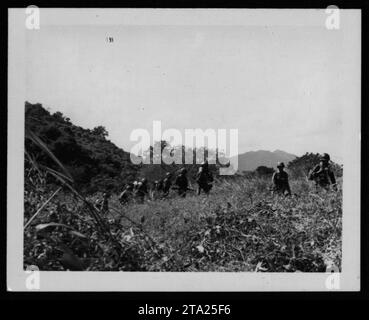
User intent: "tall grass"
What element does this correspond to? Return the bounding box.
[24,130,342,271]
[106,177,342,272]
[25,175,341,271]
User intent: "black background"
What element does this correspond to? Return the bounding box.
[1,0,368,315]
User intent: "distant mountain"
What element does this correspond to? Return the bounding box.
[232,149,297,172]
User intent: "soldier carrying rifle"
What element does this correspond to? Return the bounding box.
[271,162,291,196]
[174,168,189,198]
[196,160,213,195]
[308,153,337,191]
[119,183,134,205]
[162,172,173,197]
[134,178,149,203]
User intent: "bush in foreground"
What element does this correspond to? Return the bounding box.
[24,176,342,272]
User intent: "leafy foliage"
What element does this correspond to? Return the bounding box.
[24,103,342,272]
[287,152,343,179]
[24,172,342,271]
[255,166,275,177]
[25,102,138,193]
[92,126,109,138]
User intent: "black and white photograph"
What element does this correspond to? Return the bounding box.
[7,7,361,291]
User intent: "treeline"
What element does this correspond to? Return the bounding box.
[137,140,229,184]
[25,102,342,195]
[241,153,343,179]
[24,102,225,194]
[25,102,138,193]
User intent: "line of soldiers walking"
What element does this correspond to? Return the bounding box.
[116,160,214,205]
[95,153,338,212]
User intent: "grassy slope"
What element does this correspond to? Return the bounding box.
[103,177,342,272]
[24,176,342,272]
[24,103,342,272]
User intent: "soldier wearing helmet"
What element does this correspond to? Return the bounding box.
[175,168,189,197]
[151,178,165,200]
[135,178,149,203]
[201,160,209,170]
[196,160,213,195]
[119,183,134,205]
[309,153,337,191]
[162,172,173,197]
[271,162,291,196]
[132,180,138,191]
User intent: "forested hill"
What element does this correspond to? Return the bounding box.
[25,102,139,193]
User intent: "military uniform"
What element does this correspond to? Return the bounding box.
[196,165,213,195]
[162,173,172,197]
[119,185,133,205]
[156,180,164,191]
[175,169,188,197]
[309,161,337,191]
[151,180,163,200]
[308,153,337,191]
[272,162,291,196]
[135,179,148,203]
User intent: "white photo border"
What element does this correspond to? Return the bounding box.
[7,8,361,292]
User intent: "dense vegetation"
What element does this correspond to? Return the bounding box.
[287,152,343,179]
[24,102,342,272]
[24,174,342,272]
[25,102,138,193]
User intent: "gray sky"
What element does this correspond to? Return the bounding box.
[25,13,360,163]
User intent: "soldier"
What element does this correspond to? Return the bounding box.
[196,160,213,195]
[309,153,337,191]
[272,162,291,196]
[156,179,164,192]
[119,183,133,205]
[151,179,163,200]
[135,178,149,203]
[175,168,189,198]
[162,172,173,197]
[132,180,138,193]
